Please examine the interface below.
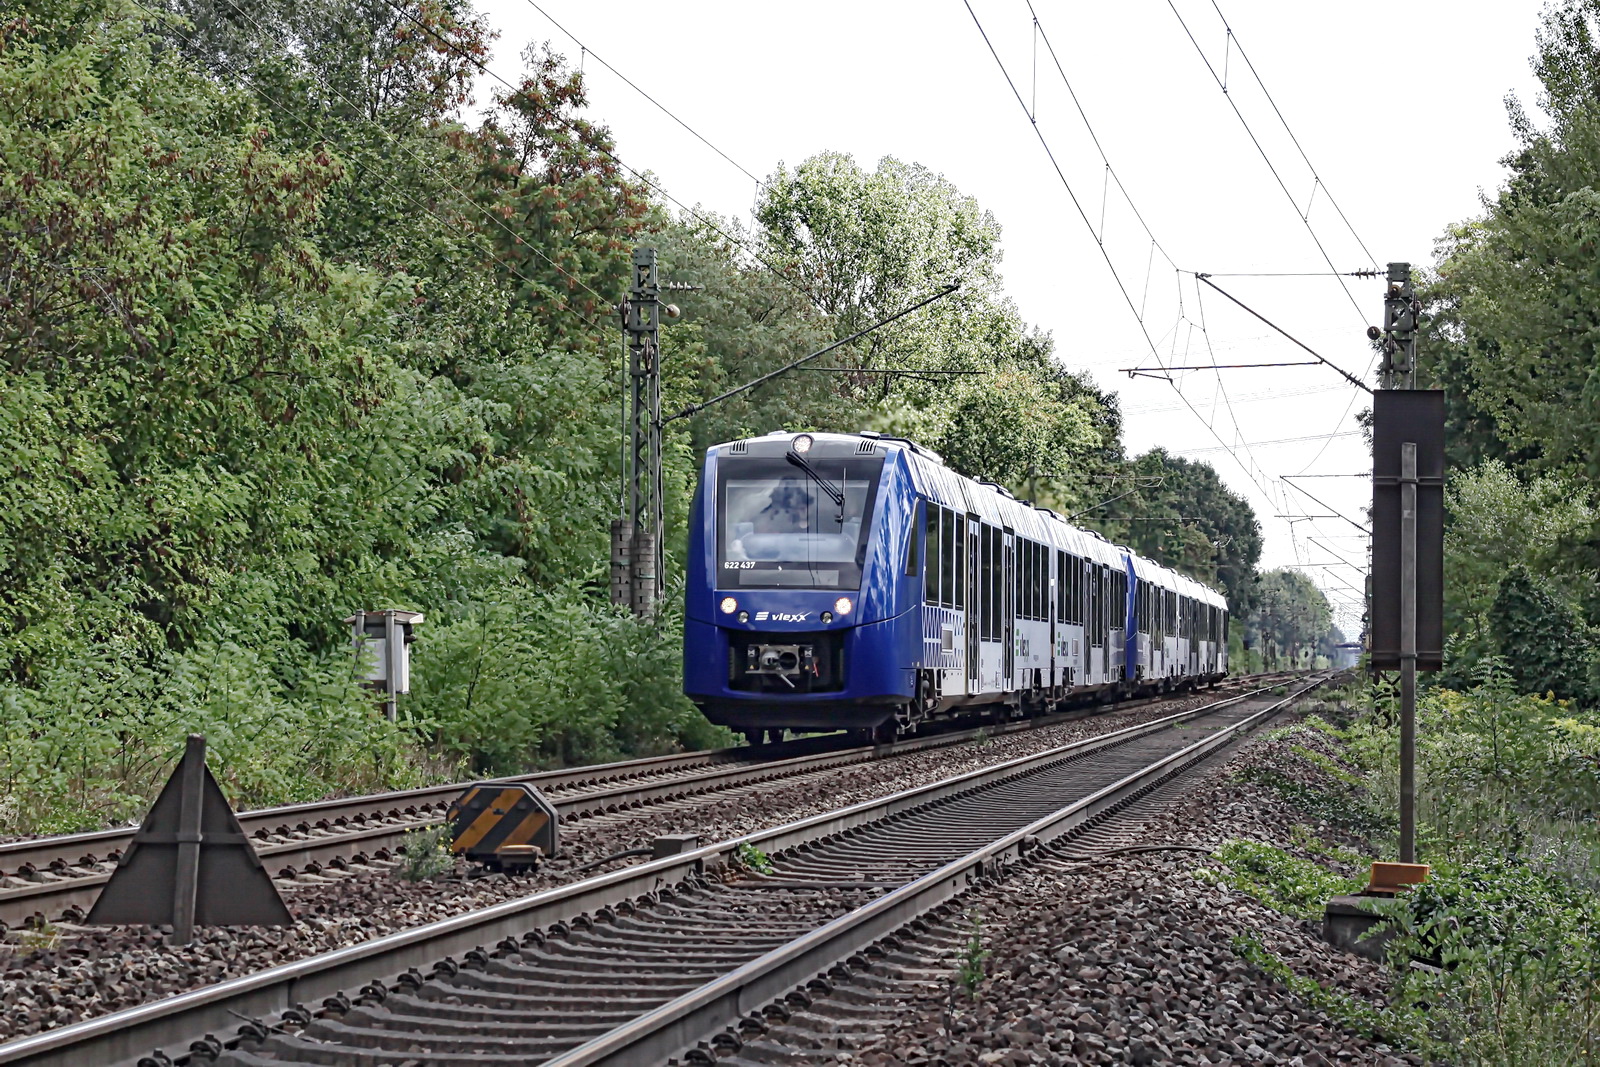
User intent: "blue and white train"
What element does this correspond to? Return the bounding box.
[683,431,1229,741]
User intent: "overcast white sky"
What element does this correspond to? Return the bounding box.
[471,0,1546,634]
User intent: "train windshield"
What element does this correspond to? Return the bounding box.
[717,454,884,589]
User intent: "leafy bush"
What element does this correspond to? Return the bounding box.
[394,825,456,882]
[1346,666,1600,876]
[1375,859,1600,1064]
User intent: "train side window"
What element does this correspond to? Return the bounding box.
[1043,547,1056,620]
[1029,541,1039,620]
[995,529,1006,632]
[988,527,1001,637]
[988,527,1000,638]
[1023,541,1034,620]
[941,509,956,608]
[1023,542,1034,620]
[1029,542,1040,619]
[1015,540,1027,620]
[976,525,988,638]
[1056,550,1067,622]
[947,515,960,614]
[922,503,939,602]
[909,500,924,580]
[1072,559,1080,627]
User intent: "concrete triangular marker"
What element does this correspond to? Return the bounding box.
[86,734,291,942]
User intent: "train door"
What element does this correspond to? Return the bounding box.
[1049,552,1058,689]
[1002,531,1015,692]
[966,518,980,694]
[1087,562,1100,683]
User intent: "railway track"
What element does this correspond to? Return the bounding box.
[0,673,1328,1067]
[0,674,1298,931]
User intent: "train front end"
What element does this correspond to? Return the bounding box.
[683,432,917,736]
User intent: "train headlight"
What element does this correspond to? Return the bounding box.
[834,597,853,616]
[821,611,833,624]
[738,611,749,623]
[720,596,738,615]
[792,433,814,454]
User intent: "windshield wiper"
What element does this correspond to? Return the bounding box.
[785,450,845,524]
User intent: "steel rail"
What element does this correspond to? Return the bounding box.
[546,673,1334,1066]
[0,675,1294,929]
[0,676,1310,1067]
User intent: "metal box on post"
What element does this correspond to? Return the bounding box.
[346,609,424,720]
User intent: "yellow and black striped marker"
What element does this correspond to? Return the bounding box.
[446,782,559,866]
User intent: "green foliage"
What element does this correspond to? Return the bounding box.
[0,0,1240,833]
[754,152,1126,506]
[394,824,455,882]
[1195,839,1363,921]
[1244,570,1334,672]
[734,842,773,874]
[1491,567,1597,705]
[955,911,989,997]
[1314,670,1600,1062]
[1441,461,1599,694]
[1422,0,1600,697]
[1088,447,1262,612]
[0,0,699,831]
[1348,668,1600,875]
[1374,859,1600,1064]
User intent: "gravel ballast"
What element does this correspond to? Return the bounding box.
[0,689,1232,1041]
[733,699,1415,1066]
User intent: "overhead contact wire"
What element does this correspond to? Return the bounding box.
[966,2,1294,522]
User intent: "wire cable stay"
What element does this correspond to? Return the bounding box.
[1195,274,1371,392]
[514,0,762,186]
[1203,0,1380,269]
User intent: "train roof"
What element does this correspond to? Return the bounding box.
[712,431,1226,606]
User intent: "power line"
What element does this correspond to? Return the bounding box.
[966,1,1294,525]
[962,1,1172,384]
[1200,270,1382,278]
[514,0,763,186]
[1284,479,1370,535]
[1195,274,1370,392]
[1027,4,1181,267]
[1203,0,1380,268]
[1165,0,1388,472]
[1120,361,1319,374]
[1163,0,1372,330]
[1310,537,1369,574]
[375,0,820,306]
[1173,431,1361,454]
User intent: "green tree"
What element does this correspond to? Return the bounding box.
[1246,569,1332,670]
[1441,460,1597,686]
[1491,567,1597,704]
[1087,448,1262,613]
[754,151,1124,502]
